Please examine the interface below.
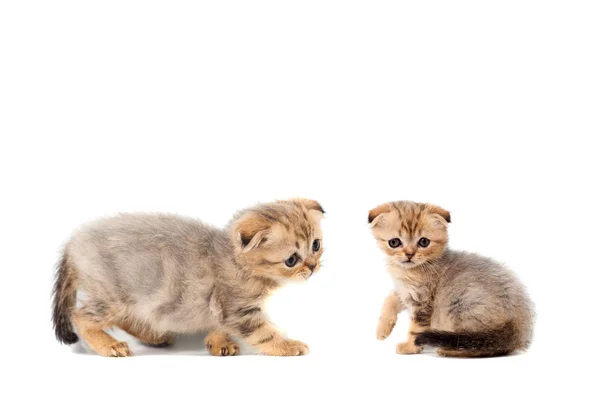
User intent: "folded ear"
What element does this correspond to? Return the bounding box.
[293,198,325,214]
[233,213,271,251]
[427,205,451,223]
[368,203,392,224]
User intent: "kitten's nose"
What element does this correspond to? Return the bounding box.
[405,253,415,260]
[307,264,316,271]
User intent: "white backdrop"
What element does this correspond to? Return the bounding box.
[1,1,598,399]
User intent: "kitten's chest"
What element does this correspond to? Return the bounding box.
[394,279,431,307]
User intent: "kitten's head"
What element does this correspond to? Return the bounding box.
[368,201,450,268]
[230,198,325,282]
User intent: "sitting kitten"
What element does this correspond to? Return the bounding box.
[52,198,324,357]
[369,201,534,357]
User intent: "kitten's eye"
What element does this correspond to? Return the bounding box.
[284,253,299,267]
[388,238,402,248]
[418,237,430,248]
[312,239,321,252]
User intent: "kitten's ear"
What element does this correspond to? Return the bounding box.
[293,198,325,214]
[234,213,270,251]
[428,205,451,223]
[368,203,392,225]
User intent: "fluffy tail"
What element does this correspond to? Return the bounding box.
[414,321,519,357]
[52,252,79,344]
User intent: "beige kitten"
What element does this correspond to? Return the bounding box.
[52,198,324,357]
[370,201,534,357]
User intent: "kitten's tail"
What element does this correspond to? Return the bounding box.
[414,321,519,357]
[52,251,79,344]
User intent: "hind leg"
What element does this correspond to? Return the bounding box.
[118,320,175,348]
[437,348,510,358]
[72,303,133,357]
[436,348,466,357]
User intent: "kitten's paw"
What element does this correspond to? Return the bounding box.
[262,339,309,356]
[206,338,240,356]
[284,340,309,356]
[436,348,456,357]
[396,342,423,355]
[376,317,396,340]
[436,348,474,357]
[99,341,133,357]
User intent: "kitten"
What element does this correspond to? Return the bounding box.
[52,198,325,357]
[369,201,534,357]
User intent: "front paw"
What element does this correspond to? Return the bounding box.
[396,342,423,355]
[285,340,309,356]
[206,338,240,356]
[376,317,397,340]
[262,339,309,356]
[99,341,134,357]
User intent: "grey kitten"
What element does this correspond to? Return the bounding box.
[52,198,325,357]
[369,201,534,357]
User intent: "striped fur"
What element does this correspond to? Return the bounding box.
[371,201,534,357]
[51,253,78,344]
[51,198,324,357]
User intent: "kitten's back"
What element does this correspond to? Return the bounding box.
[437,250,534,347]
[67,213,229,293]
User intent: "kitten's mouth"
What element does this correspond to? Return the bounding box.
[400,260,419,268]
[301,270,313,280]
[392,258,417,268]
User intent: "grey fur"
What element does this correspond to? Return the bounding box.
[55,198,324,355]
[67,213,236,334]
[424,250,535,351]
[371,201,535,356]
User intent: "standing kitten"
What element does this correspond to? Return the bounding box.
[52,198,325,357]
[369,201,534,357]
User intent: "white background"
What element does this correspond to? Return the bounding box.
[1,1,598,399]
